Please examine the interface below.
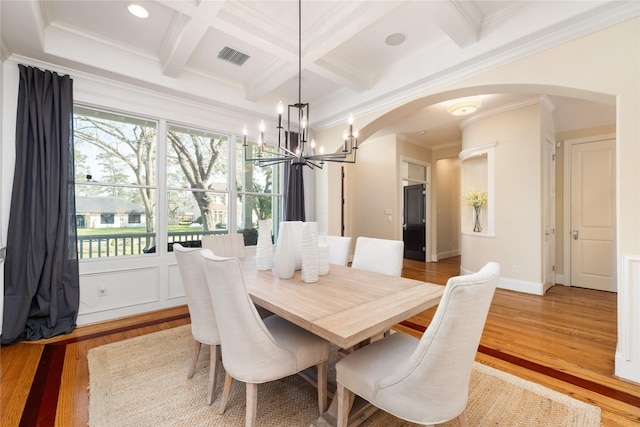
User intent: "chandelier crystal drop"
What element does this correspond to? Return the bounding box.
[243,0,357,169]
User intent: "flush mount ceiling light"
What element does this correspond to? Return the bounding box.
[447,99,481,116]
[127,3,149,19]
[385,33,407,46]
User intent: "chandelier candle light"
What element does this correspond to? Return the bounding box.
[243,0,358,169]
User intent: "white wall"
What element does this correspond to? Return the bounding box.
[435,157,461,260]
[348,134,398,242]
[461,102,544,289]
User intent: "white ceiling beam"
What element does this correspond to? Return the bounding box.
[244,0,403,101]
[159,2,225,78]
[417,0,483,48]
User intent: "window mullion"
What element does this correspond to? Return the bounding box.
[229,133,238,234]
[157,119,168,255]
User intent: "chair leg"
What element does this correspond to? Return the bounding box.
[245,382,258,427]
[188,340,202,378]
[219,373,233,414]
[336,383,352,427]
[458,410,469,427]
[206,345,219,405]
[316,360,328,413]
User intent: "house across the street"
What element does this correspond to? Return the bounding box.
[75,197,146,229]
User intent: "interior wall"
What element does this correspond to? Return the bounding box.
[348,134,398,242]
[460,103,543,286]
[435,158,461,260]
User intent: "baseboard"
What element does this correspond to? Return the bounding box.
[460,266,544,295]
[435,250,460,261]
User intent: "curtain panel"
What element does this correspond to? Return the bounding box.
[1,65,79,345]
[283,131,305,221]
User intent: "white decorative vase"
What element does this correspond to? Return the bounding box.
[318,236,329,275]
[289,221,303,270]
[256,219,273,270]
[301,222,319,283]
[273,221,297,279]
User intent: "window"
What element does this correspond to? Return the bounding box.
[100,213,115,225]
[166,124,229,247]
[72,106,284,259]
[74,107,158,258]
[236,137,283,245]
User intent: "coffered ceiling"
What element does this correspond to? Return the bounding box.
[1,1,634,148]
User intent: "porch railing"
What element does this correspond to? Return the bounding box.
[76,230,227,259]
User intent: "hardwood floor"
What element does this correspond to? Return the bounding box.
[2,256,639,426]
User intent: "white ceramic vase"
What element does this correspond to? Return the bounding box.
[273,221,297,279]
[318,235,330,275]
[255,219,273,270]
[301,222,319,283]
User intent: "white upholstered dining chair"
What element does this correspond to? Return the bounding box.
[201,233,272,318]
[335,262,500,427]
[200,250,331,427]
[173,243,221,405]
[323,235,352,266]
[350,236,404,277]
[202,233,246,258]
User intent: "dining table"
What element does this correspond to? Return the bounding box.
[239,256,444,426]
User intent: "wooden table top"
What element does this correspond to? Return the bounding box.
[240,258,444,348]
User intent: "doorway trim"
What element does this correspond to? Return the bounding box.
[562,133,616,288]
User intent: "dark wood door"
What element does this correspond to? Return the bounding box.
[403,184,425,261]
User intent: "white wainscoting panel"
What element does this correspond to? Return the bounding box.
[615,255,640,383]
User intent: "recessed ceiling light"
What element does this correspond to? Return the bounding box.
[128,3,149,19]
[385,33,407,47]
[447,100,481,116]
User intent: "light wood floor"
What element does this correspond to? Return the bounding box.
[2,256,639,426]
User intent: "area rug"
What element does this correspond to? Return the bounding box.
[88,325,601,426]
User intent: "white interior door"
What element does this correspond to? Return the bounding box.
[542,138,556,292]
[570,138,616,291]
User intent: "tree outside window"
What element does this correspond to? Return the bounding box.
[74,107,157,258]
[236,138,282,244]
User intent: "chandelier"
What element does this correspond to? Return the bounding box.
[243,0,358,169]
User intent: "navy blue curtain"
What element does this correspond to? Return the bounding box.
[283,132,305,221]
[1,65,79,345]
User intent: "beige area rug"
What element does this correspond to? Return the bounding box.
[88,325,601,427]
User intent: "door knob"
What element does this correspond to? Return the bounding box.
[572,230,579,240]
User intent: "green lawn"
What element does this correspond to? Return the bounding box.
[76,225,203,236]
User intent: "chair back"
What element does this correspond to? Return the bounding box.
[173,243,220,345]
[323,235,352,266]
[200,250,296,383]
[202,234,246,258]
[377,262,499,422]
[351,237,404,276]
